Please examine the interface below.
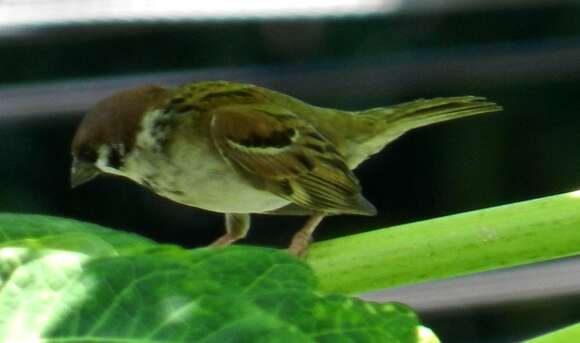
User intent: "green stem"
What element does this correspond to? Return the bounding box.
[306,190,580,294]
[525,323,580,343]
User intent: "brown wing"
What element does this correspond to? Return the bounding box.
[210,105,376,216]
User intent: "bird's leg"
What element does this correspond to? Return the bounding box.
[288,212,326,258]
[210,213,250,247]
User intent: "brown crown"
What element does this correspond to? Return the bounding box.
[71,85,170,161]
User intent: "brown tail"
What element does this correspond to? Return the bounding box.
[364,96,502,130]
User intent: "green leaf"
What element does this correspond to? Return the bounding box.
[0,213,422,343]
[0,213,156,256]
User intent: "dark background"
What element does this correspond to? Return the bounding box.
[1,2,580,342]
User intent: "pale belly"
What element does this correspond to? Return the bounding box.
[120,144,290,214]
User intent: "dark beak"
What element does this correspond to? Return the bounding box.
[70,158,101,188]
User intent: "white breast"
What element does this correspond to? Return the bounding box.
[114,110,290,214]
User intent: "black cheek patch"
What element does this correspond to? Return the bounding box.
[107,148,123,169]
[78,146,98,163]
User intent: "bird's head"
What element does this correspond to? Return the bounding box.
[70,85,169,188]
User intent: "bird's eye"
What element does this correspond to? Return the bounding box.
[77,146,97,163]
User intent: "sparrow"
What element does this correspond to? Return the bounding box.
[71,81,501,256]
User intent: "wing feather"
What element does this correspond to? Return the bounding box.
[210,105,376,215]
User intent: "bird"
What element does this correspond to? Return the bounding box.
[70,80,501,256]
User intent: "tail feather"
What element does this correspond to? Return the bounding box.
[367,96,502,129]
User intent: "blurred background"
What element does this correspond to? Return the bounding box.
[1,0,580,341]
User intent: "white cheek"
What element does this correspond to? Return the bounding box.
[137,109,166,149]
[94,146,110,170]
